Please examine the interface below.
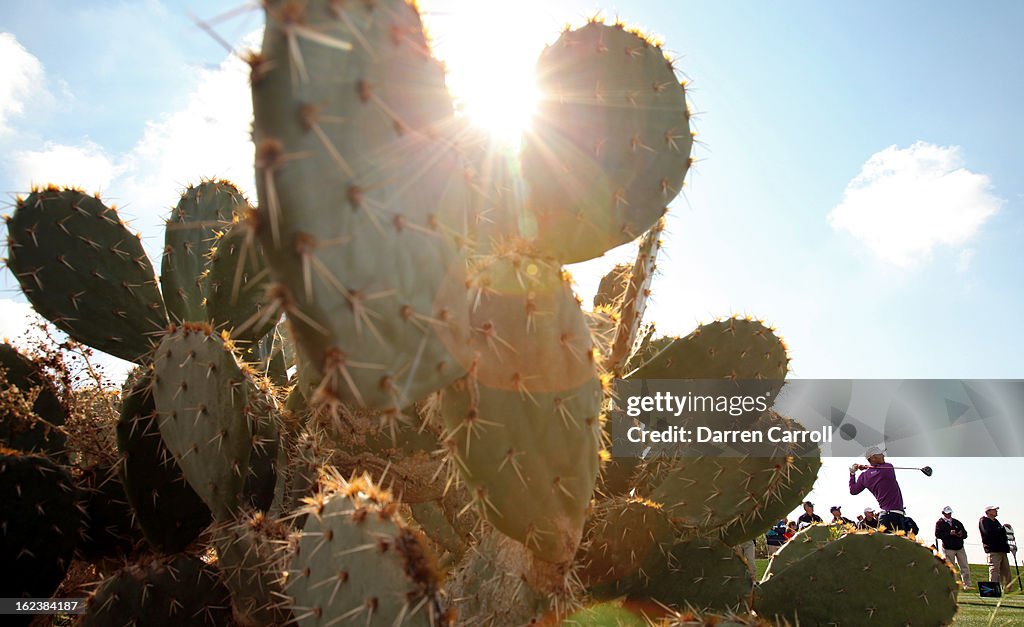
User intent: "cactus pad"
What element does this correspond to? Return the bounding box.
[523,22,691,262]
[755,531,959,626]
[83,554,233,627]
[153,323,253,520]
[7,186,167,362]
[287,471,445,626]
[0,448,80,603]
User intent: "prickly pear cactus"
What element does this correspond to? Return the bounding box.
[286,471,446,626]
[83,554,233,627]
[438,253,602,565]
[251,0,473,411]
[755,531,959,625]
[0,448,80,603]
[523,22,692,263]
[152,323,254,520]
[162,180,247,323]
[214,510,294,626]
[116,369,212,553]
[3,3,969,627]
[6,187,167,362]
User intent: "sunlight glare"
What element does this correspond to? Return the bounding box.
[424,1,555,146]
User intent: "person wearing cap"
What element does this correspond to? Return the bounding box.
[797,501,823,526]
[829,505,854,526]
[936,506,970,588]
[980,505,1011,588]
[858,507,880,530]
[849,446,910,534]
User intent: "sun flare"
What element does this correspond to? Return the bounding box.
[423,1,557,145]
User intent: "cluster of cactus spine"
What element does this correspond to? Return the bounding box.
[0,2,962,625]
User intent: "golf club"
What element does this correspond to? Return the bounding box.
[857,465,933,476]
[892,465,933,476]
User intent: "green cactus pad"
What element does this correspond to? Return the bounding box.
[214,510,294,627]
[153,323,253,520]
[0,342,68,458]
[640,413,820,542]
[523,22,691,263]
[0,448,81,604]
[439,254,602,564]
[754,531,959,626]
[203,217,277,342]
[161,180,247,323]
[628,317,789,385]
[116,368,212,553]
[243,382,282,513]
[7,186,167,362]
[578,496,675,598]
[287,471,445,626]
[761,523,842,581]
[253,0,472,410]
[641,537,754,613]
[83,554,233,627]
[76,463,144,562]
[719,414,822,546]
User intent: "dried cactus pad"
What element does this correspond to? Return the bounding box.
[6,186,167,362]
[523,22,692,263]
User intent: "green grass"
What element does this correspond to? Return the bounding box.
[755,559,1024,625]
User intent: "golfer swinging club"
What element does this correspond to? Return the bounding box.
[849,445,912,534]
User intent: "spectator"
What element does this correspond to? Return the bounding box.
[935,506,971,588]
[766,520,787,555]
[830,505,854,526]
[784,521,797,541]
[849,446,911,533]
[859,508,880,530]
[797,501,823,526]
[980,505,1012,588]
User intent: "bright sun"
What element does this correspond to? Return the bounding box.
[423,1,556,145]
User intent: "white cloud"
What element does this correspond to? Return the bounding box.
[15,140,121,191]
[118,48,256,221]
[0,298,44,345]
[0,33,46,135]
[828,141,1002,267]
[10,45,256,261]
[956,248,974,273]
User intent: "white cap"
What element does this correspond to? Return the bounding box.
[864,445,886,459]
[986,505,999,512]
[864,507,874,513]
[942,506,953,514]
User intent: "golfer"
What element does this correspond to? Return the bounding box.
[935,506,970,588]
[849,446,911,533]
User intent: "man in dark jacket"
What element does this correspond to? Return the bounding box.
[797,501,823,527]
[980,505,1011,587]
[936,506,970,588]
[830,505,854,526]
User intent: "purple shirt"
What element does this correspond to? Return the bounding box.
[849,462,905,511]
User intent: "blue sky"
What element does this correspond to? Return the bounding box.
[1,1,1021,564]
